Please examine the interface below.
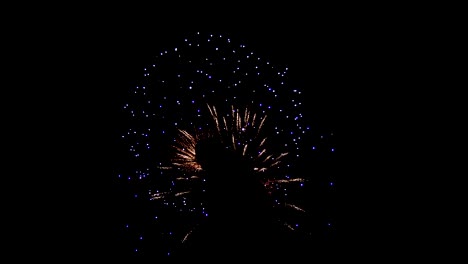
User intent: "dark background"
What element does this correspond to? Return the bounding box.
[27,24,384,260]
[12,7,449,260]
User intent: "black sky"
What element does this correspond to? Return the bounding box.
[20,9,443,260]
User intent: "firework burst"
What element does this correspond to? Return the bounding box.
[117,32,314,257]
[169,103,289,174]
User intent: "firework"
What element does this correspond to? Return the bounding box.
[169,103,288,174]
[117,32,314,257]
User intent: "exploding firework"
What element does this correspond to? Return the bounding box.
[117,32,315,258]
[169,103,289,174]
[166,103,305,197]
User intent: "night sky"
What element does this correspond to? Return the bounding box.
[22,14,439,261]
[107,31,338,261]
